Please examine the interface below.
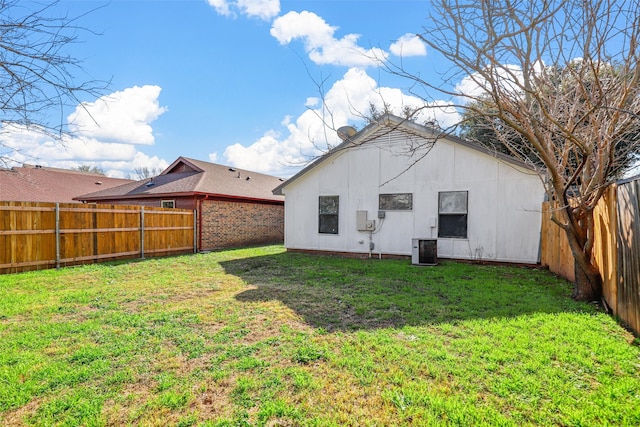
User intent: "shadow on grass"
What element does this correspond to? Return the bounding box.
[222,251,588,332]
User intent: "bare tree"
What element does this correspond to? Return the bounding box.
[74,165,105,175]
[0,0,106,166]
[129,166,162,180]
[459,90,640,178]
[385,0,640,300]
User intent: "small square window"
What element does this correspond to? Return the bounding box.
[379,193,413,210]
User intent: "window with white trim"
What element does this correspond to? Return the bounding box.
[318,195,339,234]
[161,200,175,208]
[438,191,468,238]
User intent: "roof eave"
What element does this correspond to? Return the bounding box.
[76,191,283,204]
[75,191,201,202]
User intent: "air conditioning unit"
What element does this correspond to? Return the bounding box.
[411,238,438,265]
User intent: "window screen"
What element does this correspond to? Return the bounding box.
[319,195,339,234]
[379,193,413,210]
[438,191,468,238]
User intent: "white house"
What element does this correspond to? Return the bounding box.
[273,115,546,264]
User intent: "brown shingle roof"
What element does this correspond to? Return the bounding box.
[0,165,134,203]
[76,157,285,203]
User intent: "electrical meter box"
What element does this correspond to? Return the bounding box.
[356,211,375,231]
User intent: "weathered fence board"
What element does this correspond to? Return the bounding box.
[540,201,576,282]
[0,202,196,274]
[593,186,619,315]
[541,183,640,335]
[616,180,640,335]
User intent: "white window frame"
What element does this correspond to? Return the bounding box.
[438,191,468,239]
[318,195,339,234]
[161,199,175,209]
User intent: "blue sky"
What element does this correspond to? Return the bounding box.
[3,0,463,178]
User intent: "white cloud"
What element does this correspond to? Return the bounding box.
[207,0,280,20]
[207,0,232,16]
[98,153,169,179]
[68,85,167,145]
[271,11,334,45]
[224,132,288,175]
[0,85,170,178]
[454,73,489,101]
[271,11,387,67]
[219,68,460,177]
[453,63,548,103]
[390,34,427,57]
[305,97,320,107]
[238,0,280,20]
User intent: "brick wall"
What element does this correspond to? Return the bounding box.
[200,199,284,250]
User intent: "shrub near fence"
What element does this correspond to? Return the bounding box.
[0,202,196,274]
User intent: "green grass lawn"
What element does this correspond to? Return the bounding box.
[1,245,639,426]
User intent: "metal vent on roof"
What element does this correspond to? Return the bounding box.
[245,176,251,180]
[228,168,236,172]
[145,180,155,187]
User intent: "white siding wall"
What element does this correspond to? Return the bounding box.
[282,131,544,263]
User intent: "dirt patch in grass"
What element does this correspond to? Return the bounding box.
[191,382,235,420]
[1,398,42,426]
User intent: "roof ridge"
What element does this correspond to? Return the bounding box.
[17,164,113,177]
[76,156,285,203]
[178,156,286,180]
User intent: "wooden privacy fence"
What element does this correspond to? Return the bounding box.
[541,181,640,335]
[1,202,196,274]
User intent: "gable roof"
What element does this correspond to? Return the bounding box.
[273,114,533,195]
[76,157,285,203]
[0,164,134,203]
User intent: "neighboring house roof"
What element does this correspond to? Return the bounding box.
[0,164,134,203]
[76,157,286,203]
[273,114,534,195]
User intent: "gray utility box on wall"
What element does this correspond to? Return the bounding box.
[356,210,375,231]
[411,238,438,265]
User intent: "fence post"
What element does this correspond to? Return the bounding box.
[193,209,197,253]
[140,207,145,259]
[55,203,60,269]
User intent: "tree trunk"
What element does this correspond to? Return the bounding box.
[572,253,603,301]
[561,207,603,301]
